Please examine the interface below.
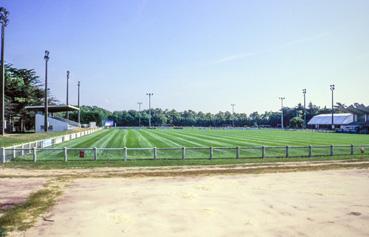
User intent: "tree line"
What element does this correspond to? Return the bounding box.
[5,64,339,130]
[70,103,334,128]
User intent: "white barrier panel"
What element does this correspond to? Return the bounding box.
[1,128,102,163]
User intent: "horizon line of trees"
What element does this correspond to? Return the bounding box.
[4,63,348,131]
[71,103,338,128]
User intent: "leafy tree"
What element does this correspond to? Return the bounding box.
[4,65,58,131]
[289,116,304,128]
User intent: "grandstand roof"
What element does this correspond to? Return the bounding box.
[25,104,80,113]
[308,113,353,125]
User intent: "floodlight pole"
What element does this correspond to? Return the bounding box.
[303,89,306,129]
[330,84,335,130]
[77,81,81,125]
[231,104,235,127]
[0,7,9,135]
[279,97,286,129]
[138,102,142,127]
[146,93,153,127]
[66,70,70,119]
[44,50,50,132]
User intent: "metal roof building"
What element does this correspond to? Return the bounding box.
[308,104,369,133]
[308,113,353,126]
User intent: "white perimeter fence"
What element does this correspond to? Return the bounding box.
[1,128,102,163]
[2,144,369,163]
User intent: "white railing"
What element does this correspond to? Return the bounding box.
[2,144,368,163]
[1,128,102,163]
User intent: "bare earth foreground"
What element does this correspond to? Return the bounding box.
[6,168,368,237]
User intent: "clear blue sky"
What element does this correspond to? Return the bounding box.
[3,0,369,113]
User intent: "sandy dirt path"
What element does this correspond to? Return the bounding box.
[19,168,369,237]
[0,178,48,217]
[2,160,369,178]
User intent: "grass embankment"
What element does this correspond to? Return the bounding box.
[0,128,90,147]
[0,179,67,236]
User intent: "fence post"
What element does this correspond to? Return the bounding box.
[330,145,334,157]
[308,145,312,158]
[64,147,68,162]
[285,146,289,158]
[12,146,16,160]
[93,147,97,161]
[209,147,213,160]
[261,146,265,158]
[236,146,240,159]
[350,144,354,156]
[182,147,186,160]
[153,147,157,160]
[123,147,128,161]
[33,147,37,162]
[1,147,5,164]
[21,144,24,156]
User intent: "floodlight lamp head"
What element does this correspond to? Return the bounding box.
[0,7,9,26]
[330,84,335,91]
[44,50,50,60]
[303,89,306,94]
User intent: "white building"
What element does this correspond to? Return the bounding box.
[35,113,80,132]
[25,105,81,132]
[308,113,353,129]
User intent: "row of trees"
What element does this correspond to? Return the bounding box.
[70,103,334,128]
[4,64,337,130]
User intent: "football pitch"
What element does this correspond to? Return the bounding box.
[15,128,369,161]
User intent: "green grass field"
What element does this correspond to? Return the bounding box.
[12,128,369,162]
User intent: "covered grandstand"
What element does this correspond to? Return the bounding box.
[308,103,369,133]
[308,113,353,129]
[25,105,80,132]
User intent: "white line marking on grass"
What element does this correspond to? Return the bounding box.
[132,129,154,148]
[153,130,206,147]
[170,131,232,147]
[140,130,183,147]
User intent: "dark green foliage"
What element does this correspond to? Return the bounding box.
[87,103,338,128]
[290,117,304,128]
[4,64,57,131]
[69,106,111,126]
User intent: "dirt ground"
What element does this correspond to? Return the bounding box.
[0,178,48,217]
[7,168,368,237]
